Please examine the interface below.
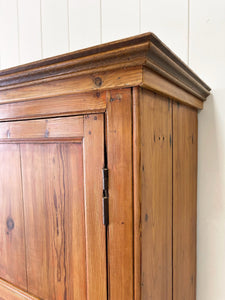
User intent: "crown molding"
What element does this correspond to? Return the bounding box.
[0,33,210,104]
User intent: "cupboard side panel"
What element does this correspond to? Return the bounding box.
[173,102,197,300]
[0,144,27,290]
[106,89,133,300]
[140,90,172,300]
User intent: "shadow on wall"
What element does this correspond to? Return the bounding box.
[197,91,225,300]
[198,91,225,215]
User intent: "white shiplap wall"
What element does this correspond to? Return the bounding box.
[0,1,224,299]
[189,0,225,299]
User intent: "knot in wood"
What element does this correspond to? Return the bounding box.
[6,217,14,231]
[94,77,102,87]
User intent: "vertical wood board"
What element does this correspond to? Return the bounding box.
[106,88,134,299]
[133,87,141,300]
[0,144,27,290]
[140,89,172,300]
[83,114,107,300]
[173,102,197,300]
[20,143,87,299]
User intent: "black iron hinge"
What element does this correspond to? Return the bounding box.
[102,167,109,226]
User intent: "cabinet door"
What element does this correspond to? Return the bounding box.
[0,114,107,300]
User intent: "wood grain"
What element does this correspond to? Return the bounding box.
[0,33,210,104]
[142,67,204,109]
[0,116,84,140]
[0,91,106,121]
[133,87,141,300]
[140,89,172,299]
[0,67,142,104]
[106,88,134,300]
[20,143,87,299]
[0,279,38,300]
[0,31,210,300]
[83,114,107,299]
[173,102,197,300]
[0,144,27,290]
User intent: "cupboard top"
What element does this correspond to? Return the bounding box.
[0,33,210,98]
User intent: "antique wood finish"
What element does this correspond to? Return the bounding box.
[140,89,172,299]
[0,34,211,300]
[0,279,38,300]
[0,33,210,113]
[21,143,86,299]
[0,115,107,300]
[0,145,27,290]
[106,89,134,299]
[83,114,107,300]
[173,103,198,300]
[133,87,141,300]
[0,67,142,104]
[0,116,83,140]
[142,67,204,109]
[0,92,106,122]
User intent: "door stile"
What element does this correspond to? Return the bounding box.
[103,112,110,300]
[83,114,108,300]
[18,144,29,293]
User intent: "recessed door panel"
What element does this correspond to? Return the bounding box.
[0,144,27,290]
[20,143,86,299]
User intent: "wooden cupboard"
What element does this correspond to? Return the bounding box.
[0,33,210,300]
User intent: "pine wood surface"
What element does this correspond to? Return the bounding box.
[0,279,38,300]
[0,114,107,300]
[140,90,172,299]
[133,87,141,300]
[0,145,27,290]
[0,91,106,122]
[0,33,210,113]
[106,89,134,299]
[0,33,210,101]
[0,33,211,300]
[0,116,83,140]
[173,103,198,300]
[83,114,107,299]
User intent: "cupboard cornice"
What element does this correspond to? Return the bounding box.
[0,33,210,110]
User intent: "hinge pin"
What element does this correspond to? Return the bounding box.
[102,168,109,226]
